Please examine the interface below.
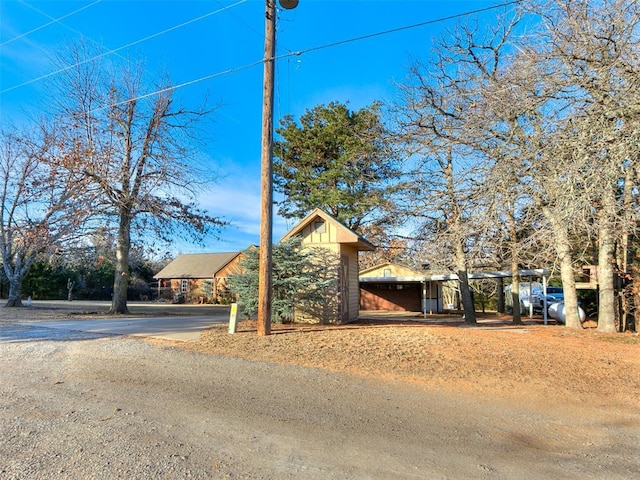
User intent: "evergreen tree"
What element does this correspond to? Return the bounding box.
[228,238,337,323]
[274,101,400,232]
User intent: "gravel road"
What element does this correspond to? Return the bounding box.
[1,322,638,479]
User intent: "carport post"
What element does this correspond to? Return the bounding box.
[529,275,534,321]
[422,280,427,319]
[542,275,548,325]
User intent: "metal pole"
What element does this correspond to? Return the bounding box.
[542,274,548,325]
[257,0,276,336]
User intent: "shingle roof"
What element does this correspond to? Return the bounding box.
[154,252,240,279]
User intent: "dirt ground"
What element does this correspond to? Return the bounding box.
[3,301,638,413]
[194,315,640,413]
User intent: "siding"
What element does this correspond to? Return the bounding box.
[344,246,360,322]
[285,210,373,324]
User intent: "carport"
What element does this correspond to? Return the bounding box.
[359,263,442,314]
[360,276,442,313]
[360,264,551,322]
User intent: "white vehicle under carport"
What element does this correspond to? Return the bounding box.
[535,286,564,310]
[504,282,543,314]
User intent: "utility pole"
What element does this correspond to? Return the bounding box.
[257,0,298,336]
[257,0,276,336]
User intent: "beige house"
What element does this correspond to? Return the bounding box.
[282,208,375,324]
[359,263,443,313]
[154,251,246,303]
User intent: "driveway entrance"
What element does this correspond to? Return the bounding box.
[22,313,229,341]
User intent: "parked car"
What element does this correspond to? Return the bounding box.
[536,286,564,309]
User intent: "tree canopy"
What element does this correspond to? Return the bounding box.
[274,101,400,233]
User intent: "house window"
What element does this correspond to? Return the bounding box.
[383,268,391,277]
[181,279,188,293]
[313,220,325,234]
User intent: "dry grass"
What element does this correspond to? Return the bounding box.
[191,314,640,411]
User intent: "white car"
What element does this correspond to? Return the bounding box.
[504,282,543,314]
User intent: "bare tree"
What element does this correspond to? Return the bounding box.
[51,43,225,314]
[394,85,485,324]
[535,0,640,332]
[0,125,89,307]
[393,13,533,324]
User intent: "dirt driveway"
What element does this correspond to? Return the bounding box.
[1,301,639,478]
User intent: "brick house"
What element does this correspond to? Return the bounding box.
[154,251,247,303]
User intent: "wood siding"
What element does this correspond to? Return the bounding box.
[293,219,361,323]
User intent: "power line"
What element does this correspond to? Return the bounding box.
[0,0,103,47]
[279,0,523,59]
[7,0,134,67]
[116,0,524,107]
[5,0,523,118]
[0,0,249,95]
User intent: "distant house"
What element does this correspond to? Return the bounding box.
[154,251,247,303]
[359,263,443,313]
[282,208,375,323]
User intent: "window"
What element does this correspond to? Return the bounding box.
[313,220,325,234]
[181,279,188,293]
[383,268,391,277]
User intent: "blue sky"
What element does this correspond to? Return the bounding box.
[1,0,515,255]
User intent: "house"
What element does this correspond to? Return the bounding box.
[359,263,443,313]
[154,251,246,303]
[282,208,375,324]
[153,209,374,322]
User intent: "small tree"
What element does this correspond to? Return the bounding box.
[228,238,337,323]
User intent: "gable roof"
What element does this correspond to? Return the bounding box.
[281,208,375,251]
[154,252,240,279]
[359,262,425,278]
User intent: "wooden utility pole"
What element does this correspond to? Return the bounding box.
[257,0,276,336]
[257,0,299,336]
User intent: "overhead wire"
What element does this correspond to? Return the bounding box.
[108,0,524,109]
[5,0,136,69]
[278,0,523,59]
[0,0,103,47]
[4,0,523,117]
[0,0,249,94]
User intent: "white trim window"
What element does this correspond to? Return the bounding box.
[181,279,188,293]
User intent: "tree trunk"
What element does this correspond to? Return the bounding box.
[596,184,617,333]
[110,210,131,314]
[558,250,581,329]
[455,241,476,324]
[496,277,505,313]
[543,207,582,328]
[597,222,617,333]
[5,275,24,307]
